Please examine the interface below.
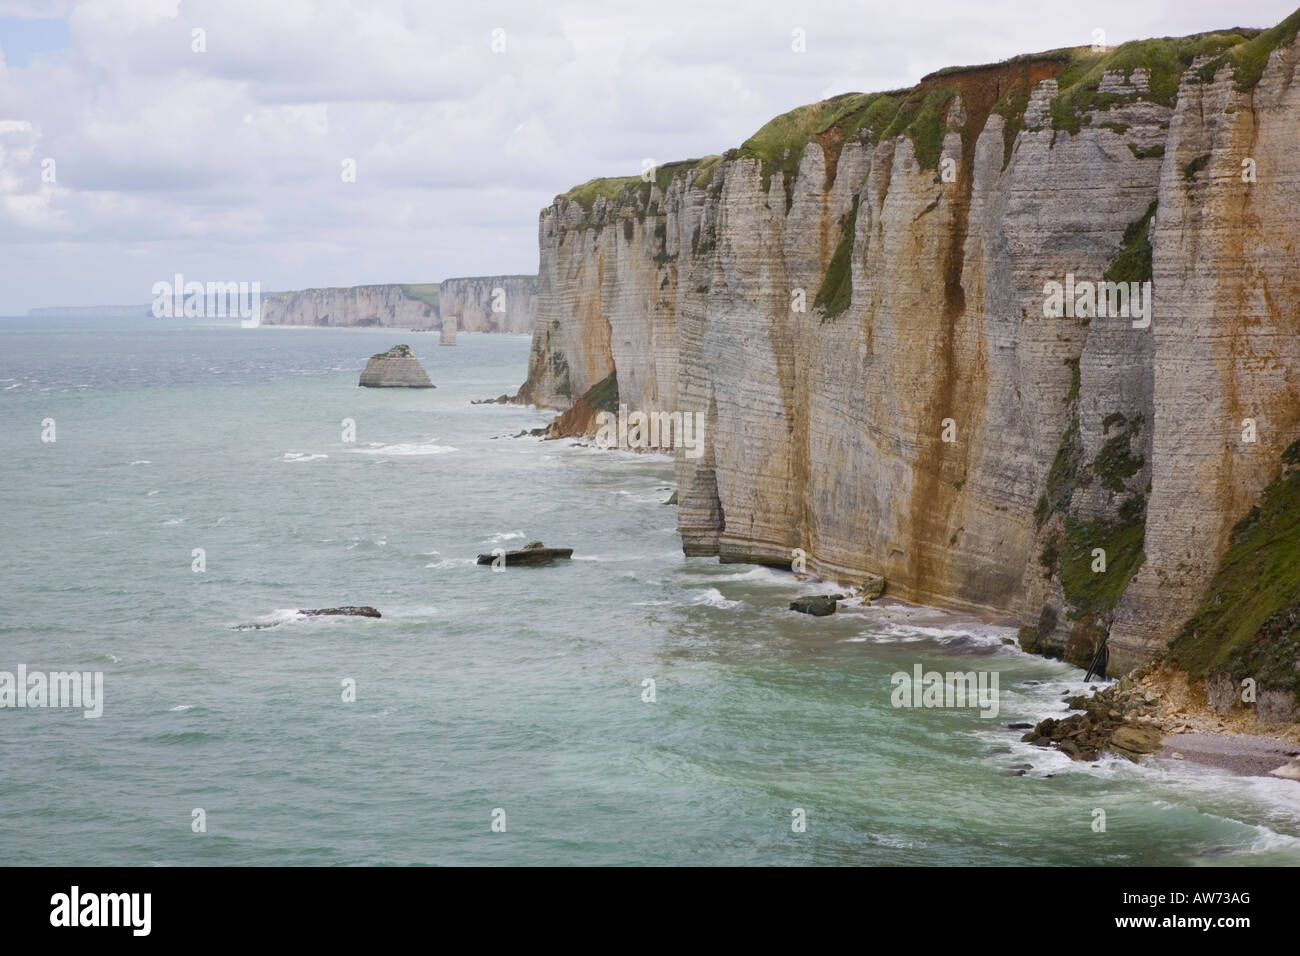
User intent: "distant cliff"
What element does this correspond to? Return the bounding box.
[260,284,437,328]
[259,277,537,332]
[518,10,1300,692]
[438,276,538,333]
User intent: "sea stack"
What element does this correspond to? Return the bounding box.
[358,344,434,388]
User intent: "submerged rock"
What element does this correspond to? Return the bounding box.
[300,606,382,618]
[358,344,434,388]
[476,541,574,567]
[790,594,844,616]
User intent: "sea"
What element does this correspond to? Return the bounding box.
[2,314,1298,866]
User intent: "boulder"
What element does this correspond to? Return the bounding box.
[1269,757,1300,781]
[299,606,382,618]
[859,574,885,601]
[1108,724,1164,761]
[358,344,434,388]
[790,594,843,616]
[476,541,574,567]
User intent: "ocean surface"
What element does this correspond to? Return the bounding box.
[2,314,1298,866]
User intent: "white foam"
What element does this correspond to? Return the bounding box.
[349,440,455,457]
[425,557,475,569]
[693,566,793,586]
[280,451,328,463]
[689,588,740,610]
[168,705,193,712]
[129,460,152,466]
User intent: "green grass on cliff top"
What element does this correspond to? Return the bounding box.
[400,284,440,310]
[552,9,1298,203]
[1048,29,1262,133]
[557,175,642,211]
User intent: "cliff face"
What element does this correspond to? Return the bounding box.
[260,277,539,333]
[518,15,1300,677]
[260,284,437,328]
[438,276,538,333]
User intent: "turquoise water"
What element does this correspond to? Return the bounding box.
[2,315,1298,866]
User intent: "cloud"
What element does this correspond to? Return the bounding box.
[0,0,1295,312]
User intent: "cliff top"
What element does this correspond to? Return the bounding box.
[370,344,415,359]
[554,9,1299,211]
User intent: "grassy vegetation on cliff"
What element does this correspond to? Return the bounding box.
[1195,9,1300,90]
[1103,201,1157,285]
[1049,30,1260,134]
[812,195,859,318]
[557,176,642,212]
[401,284,440,311]
[1168,441,1300,701]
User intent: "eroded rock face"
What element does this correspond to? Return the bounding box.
[517,26,1300,674]
[261,285,436,328]
[359,345,434,388]
[300,606,382,618]
[438,276,538,334]
[475,541,574,566]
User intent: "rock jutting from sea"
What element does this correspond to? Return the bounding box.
[513,8,1300,720]
[358,345,435,388]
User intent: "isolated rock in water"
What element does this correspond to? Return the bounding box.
[859,574,885,601]
[475,541,574,567]
[299,606,382,618]
[790,594,843,616]
[664,490,678,505]
[358,344,434,388]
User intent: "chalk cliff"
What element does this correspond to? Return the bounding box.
[358,344,434,388]
[260,277,538,333]
[261,284,438,328]
[517,12,1300,686]
[438,276,538,334]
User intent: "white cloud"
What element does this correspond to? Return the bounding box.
[0,0,1294,311]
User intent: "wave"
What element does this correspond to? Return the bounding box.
[348,440,455,457]
[689,588,740,610]
[691,565,794,586]
[424,557,475,569]
[129,460,152,466]
[280,451,328,463]
[231,608,304,630]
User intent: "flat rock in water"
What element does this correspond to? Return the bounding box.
[790,594,844,616]
[358,344,435,388]
[476,541,574,567]
[300,606,382,618]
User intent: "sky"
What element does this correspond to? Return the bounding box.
[0,0,1295,313]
